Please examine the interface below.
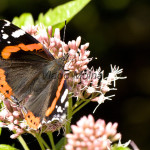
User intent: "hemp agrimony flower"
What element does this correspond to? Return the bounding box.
[0,22,127,150]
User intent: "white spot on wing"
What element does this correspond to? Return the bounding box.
[2,34,8,39]
[4,20,10,26]
[7,41,11,44]
[65,101,68,108]
[57,106,63,113]
[61,114,66,120]
[11,29,25,38]
[51,118,59,122]
[61,89,68,103]
[42,120,46,124]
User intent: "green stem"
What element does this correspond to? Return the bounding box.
[72,98,83,110]
[64,96,72,149]
[17,135,30,150]
[72,99,90,115]
[47,132,56,150]
[66,96,73,133]
[63,96,73,149]
[35,134,45,150]
[40,136,51,150]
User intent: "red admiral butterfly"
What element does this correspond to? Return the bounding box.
[0,20,69,129]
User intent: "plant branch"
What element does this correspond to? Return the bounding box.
[72,99,90,115]
[47,132,56,150]
[17,135,30,150]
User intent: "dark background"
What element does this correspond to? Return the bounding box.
[0,0,150,149]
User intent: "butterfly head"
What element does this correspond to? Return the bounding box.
[58,53,69,66]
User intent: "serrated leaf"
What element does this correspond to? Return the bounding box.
[12,13,34,27]
[37,0,91,30]
[0,144,18,150]
[55,137,65,150]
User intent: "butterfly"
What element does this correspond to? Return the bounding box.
[0,19,69,129]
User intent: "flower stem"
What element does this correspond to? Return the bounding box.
[35,134,45,150]
[47,132,56,150]
[72,99,90,115]
[66,96,72,133]
[64,96,73,148]
[40,136,51,150]
[17,135,30,150]
[72,98,82,110]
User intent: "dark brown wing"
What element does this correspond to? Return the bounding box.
[0,19,54,60]
[24,75,68,129]
[0,19,68,129]
[0,57,68,129]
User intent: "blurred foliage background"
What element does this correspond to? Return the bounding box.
[0,0,150,149]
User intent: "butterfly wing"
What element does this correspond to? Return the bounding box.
[24,72,68,129]
[0,19,53,99]
[0,19,54,61]
[0,20,68,129]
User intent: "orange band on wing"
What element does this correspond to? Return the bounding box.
[1,43,43,59]
[25,111,40,129]
[45,76,65,117]
[0,69,12,98]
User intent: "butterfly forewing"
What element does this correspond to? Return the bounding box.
[0,19,68,129]
[0,19,54,61]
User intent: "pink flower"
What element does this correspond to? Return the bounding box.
[69,65,126,113]
[65,115,121,150]
[0,21,126,139]
[0,23,91,138]
[23,24,126,109]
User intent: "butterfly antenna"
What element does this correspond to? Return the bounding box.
[63,20,67,42]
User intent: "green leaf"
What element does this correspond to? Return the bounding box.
[111,145,131,150]
[37,0,91,30]
[12,13,34,27]
[12,0,90,32]
[55,137,65,150]
[0,144,18,150]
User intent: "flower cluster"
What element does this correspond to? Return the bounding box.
[65,114,121,150]
[23,24,126,107]
[67,64,126,113]
[0,94,66,139]
[0,94,25,139]
[0,22,125,142]
[0,23,92,138]
[23,24,91,73]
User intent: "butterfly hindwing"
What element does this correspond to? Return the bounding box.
[0,20,68,129]
[24,74,68,129]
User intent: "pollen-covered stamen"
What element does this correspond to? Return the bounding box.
[107,65,127,87]
[93,94,115,113]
